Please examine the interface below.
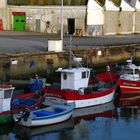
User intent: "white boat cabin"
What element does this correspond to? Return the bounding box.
[56,67,90,90]
[0,85,15,112]
[121,59,140,81]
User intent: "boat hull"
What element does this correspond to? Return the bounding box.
[22,112,72,127]
[73,91,114,108]
[13,105,73,127]
[0,113,13,124]
[44,87,116,109]
[118,79,140,94]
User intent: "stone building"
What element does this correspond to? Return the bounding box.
[103,0,119,35]
[1,0,87,35]
[118,0,135,34]
[130,0,140,33]
[0,0,139,36]
[86,0,104,36]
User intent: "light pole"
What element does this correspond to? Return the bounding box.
[61,0,63,46]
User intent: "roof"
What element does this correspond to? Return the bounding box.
[7,0,88,6]
[6,0,136,11]
[130,0,140,10]
[112,0,121,7]
[105,0,119,11]
[97,0,105,6]
[56,67,90,74]
[120,0,134,11]
[87,0,103,10]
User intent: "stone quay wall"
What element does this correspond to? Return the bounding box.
[0,45,140,82]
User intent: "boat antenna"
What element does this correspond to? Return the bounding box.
[130,56,133,63]
[106,65,113,84]
[68,35,82,68]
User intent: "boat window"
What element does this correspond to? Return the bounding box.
[63,74,67,80]
[82,71,86,79]
[4,90,12,99]
[87,71,89,78]
[135,69,139,74]
[123,69,133,74]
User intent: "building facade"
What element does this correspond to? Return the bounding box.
[0,0,140,35]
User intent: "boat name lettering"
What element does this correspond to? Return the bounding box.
[123,82,136,86]
[46,93,61,98]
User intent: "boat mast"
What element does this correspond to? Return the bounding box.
[61,0,63,47]
[69,35,72,68]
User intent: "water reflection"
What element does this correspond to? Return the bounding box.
[1,93,140,140]
[13,118,74,139]
[71,102,117,140]
[117,93,140,107]
[116,93,140,121]
[0,123,14,140]
[73,101,117,124]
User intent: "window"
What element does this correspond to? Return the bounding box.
[82,71,86,78]
[87,71,89,78]
[123,69,133,74]
[63,74,67,80]
[135,69,139,74]
[4,90,12,99]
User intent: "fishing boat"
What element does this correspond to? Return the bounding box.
[117,58,140,95]
[0,84,43,124]
[43,56,118,109]
[11,91,43,110]
[13,103,74,127]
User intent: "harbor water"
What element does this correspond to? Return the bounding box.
[1,62,140,140]
[1,94,140,140]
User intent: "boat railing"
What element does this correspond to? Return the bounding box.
[121,73,140,81]
[78,82,111,95]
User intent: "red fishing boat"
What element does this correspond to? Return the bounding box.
[117,58,140,95]
[43,57,118,109]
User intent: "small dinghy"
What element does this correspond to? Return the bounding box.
[13,104,74,127]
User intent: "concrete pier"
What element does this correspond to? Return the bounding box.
[0,31,140,82]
